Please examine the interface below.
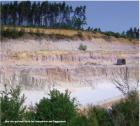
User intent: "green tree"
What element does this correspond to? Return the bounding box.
[0,85,26,122]
[35,89,77,122]
[72,6,86,29]
[1,1,87,29]
[68,114,88,126]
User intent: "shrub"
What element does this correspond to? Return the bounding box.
[68,114,88,126]
[87,106,113,126]
[0,85,26,122]
[111,91,139,126]
[103,31,121,38]
[79,44,87,51]
[35,89,77,122]
[0,85,138,126]
[1,28,24,39]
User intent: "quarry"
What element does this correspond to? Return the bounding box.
[0,28,139,106]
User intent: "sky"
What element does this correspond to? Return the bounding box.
[65,1,139,33]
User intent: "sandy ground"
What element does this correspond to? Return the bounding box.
[1,38,138,52]
[22,79,138,107]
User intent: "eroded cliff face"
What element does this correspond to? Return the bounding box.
[0,64,138,90]
[0,37,139,90]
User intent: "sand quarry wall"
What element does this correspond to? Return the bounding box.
[0,37,139,89]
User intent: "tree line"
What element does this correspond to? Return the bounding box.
[87,27,139,39]
[1,1,139,40]
[86,27,139,39]
[1,1,86,29]
[124,27,139,39]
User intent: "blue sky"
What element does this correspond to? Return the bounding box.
[66,1,139,33]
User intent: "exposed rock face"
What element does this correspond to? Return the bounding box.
[29,51,138,65]
[1,50,139,66]
[0,38,139,90]
[0,64,138,90]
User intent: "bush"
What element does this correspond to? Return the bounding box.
[35,89,77,122]
[111,91,139,126]
[68,114,88,126]
[103,31,121,38]
[0,85,138,126]
[0,85,26,122]
[1,28,24,39]
[79,44,87,51]
[24,106,36,121]
[87,106,113,126]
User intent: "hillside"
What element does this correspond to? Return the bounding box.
[0,27,139,105]
[1,26,139,42]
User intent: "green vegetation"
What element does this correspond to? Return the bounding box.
[79,44,87,51]
[103,27,139,40]
[1,1,139,40]
[1,28,25,39]
[0,85,26,123]
[1,1,86,30]
[111,91,139,126]
[0,85,138,126]
[35,90,77,121]
[103,31,121,38]
[87,27,139,40]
